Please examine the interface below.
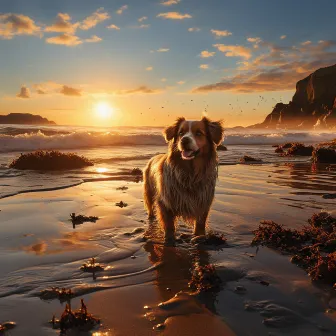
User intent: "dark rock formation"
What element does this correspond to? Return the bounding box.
[251,64,336,129]
[0,113,56,125]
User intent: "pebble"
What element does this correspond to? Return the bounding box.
[234,285,246,293]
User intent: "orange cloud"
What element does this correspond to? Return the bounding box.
[116,5,128,15]
[46,33,82,46]
[116,86,163,95]
[214,44,252,59]
[107,24,120,30]
[16,86,31,98]
[85,35,102,43]
[146,66,153,71]
[138,16,148,22]
[200,50,215,58]
[0,13,41,39]
[157,48,170,52]
[199,64,209,69]
[211,29,232,37]
[157,12,192,20]
[188,27,200,32]
[80,8,110,30]
[45,13,78,33]
[161,0,181,5]
[60,85,82,96]
[280,35,287,39]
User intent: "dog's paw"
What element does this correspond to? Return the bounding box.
[164,236,176,246]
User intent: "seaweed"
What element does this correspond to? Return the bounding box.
[9,150,93,170]
[116,186,128,191]
[188,264,222,292]
[40,287,75,302]
[115,201,128,208]
[190,231,227,247]
[50,299,100,333]
[252,213,336,285]
[0,322,16,333]
[70,213,99,225]
[81,258,104,272]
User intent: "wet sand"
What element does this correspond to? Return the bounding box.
[0,163,335,335]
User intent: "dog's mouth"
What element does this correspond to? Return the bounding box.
[181,149,200,160]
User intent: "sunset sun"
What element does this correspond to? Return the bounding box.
[95,102,113,119]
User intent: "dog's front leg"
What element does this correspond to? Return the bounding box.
[157,200,176,242]
[194,211,209,236]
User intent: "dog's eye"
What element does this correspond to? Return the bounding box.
[178,131,184,136]
[196,131,203,136]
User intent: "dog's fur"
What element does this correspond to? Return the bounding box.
[143,117,224,241]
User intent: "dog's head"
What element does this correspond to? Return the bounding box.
[163,117,224,160]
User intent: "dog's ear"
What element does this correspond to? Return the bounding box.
[163,117,185,142]
[203,117,224,145]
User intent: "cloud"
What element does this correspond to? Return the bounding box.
[188,27,200,32]
[85,35,102,43]
[177,81,185,85]
[161,0,181,5]
[157,48,170,52]
[211,29,232,38]
[157,12,192,20]
[116,86,163,95]
[199,64,209,69]
[280,35,287,39]
[107,24,120,30]
[301,40,312,46]
[138,16,148,22]
[200,50,215,58]
[36,89,47,94]
[16,86,30,98]
[137,24,150,28]
[80,8,110,30]
[214,44,252,59]
[117,5,128,15]
[193,40,336,93]
[0,13,41,39]
[161,78,167,82]
[146,67,153,71]
[60,85,82,96]
[45,13,78,33]
[46,33,82,46]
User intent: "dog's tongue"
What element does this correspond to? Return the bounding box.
[182,150,195,160]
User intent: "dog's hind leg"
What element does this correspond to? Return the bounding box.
[143,167,155,219]
[194,210,209,236]
[157,200,176,242]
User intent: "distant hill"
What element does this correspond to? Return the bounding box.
[0,113,56,125]
[250,64,336,129]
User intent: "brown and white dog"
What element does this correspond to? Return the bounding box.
[143,117,224,242]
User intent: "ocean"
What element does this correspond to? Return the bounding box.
[1,124,335,199]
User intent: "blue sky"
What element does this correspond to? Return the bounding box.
[1,0,335,126]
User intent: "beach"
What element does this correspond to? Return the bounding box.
[0,126,336,335]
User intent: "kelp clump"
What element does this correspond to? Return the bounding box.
[10,150,93,170]
[40,287,74,302]
[252,213,336,285]
[50,299,100,333]
[189,264,222,292]
[70,213,99,225]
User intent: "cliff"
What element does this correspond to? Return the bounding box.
[0,113,56,125]
[252,64,336,129]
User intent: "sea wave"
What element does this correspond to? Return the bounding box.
[0,129,335,153]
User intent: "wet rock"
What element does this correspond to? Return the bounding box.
[285,143,314,156]
[116,186,128,191]
[260,280,270,286]
[313,147,336,163]
[323,193,336,199]
[153,323,165,330]
[217,144,228,151]
[274,147,284,154]
[234,285,246,293]
[131,168,143,176]
[239,156,262,164]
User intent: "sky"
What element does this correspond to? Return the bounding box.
[1,0,336,127]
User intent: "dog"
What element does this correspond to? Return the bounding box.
[143,117,224,242]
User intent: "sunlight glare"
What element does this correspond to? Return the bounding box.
[95,102,113,119]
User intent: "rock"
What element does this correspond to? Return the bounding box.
[313,147,336,163]
[250,64,336,129]
[286,143,314,156]
[217,144,228,151]
[239,156,262,163]
[323,193,336,199]
[275,147,284,154]
[0,113,56,125]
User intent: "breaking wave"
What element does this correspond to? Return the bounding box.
[0,128,335,153]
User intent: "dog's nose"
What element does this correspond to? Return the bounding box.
[181,137,191,147]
